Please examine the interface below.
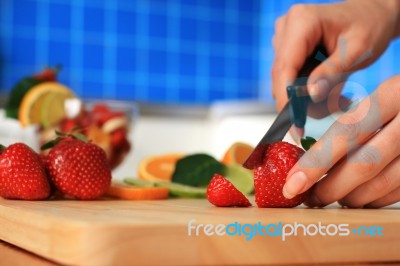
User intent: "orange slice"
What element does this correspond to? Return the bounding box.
[18,82,75,127]
[221,142,254,165]
[138,153,184,182]
[107,182,169,200]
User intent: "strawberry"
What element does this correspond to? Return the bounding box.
[44,136,112,200]
[33,65,61,81]
[254,141,308,208]
[207,174,251,207]
[0,143,50,200]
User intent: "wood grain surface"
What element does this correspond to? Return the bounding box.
[0,198,399,266]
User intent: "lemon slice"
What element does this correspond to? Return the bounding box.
[18,82,75,128]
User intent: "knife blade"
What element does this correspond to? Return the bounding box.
[243,45,328,170]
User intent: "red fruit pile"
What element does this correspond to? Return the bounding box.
[59,104,131,169]
[207,141,311,208]
[0,137,112,201]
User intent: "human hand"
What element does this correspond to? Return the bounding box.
[282,75,400,208]
[272,0,400,139]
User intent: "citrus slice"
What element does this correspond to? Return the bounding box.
[18,82,75,127]
[222,164,254,195]
[124,178,207,198]
[107,181,169,200]
[221,142,254,165]
[155,182,206,198]
[138,153,184,182]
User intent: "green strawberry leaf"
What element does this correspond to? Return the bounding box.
[41,137,62,151]
[0,144,6,153]
[73,133,88,142]
[171,153,226,187]
[301,136,317,151]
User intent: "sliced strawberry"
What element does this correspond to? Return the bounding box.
[254,141,308,208]
[207,174,251,207]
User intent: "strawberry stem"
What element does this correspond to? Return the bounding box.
[41,129,89,151]
[301,136,317,151]
[0,144,6,153]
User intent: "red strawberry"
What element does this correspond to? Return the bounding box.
[207,174,251,207]
[254,141,308,208]
[0,143,50,200]
[33,65,60,81]
[45,137,112,200]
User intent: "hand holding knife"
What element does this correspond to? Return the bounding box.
[243,45,328,170]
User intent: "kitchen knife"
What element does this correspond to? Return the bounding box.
[243,45,328,170]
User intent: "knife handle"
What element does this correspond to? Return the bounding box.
[287,45,328,128]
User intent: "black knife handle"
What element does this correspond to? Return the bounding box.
[287,45,328,128]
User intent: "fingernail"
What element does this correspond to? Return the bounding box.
[290,126,301,143]
[282,171,308,199]
[308,79,328,103]
[295,126,304,139]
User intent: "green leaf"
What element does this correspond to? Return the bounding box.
[0,144,6,154]
[69,125,84,134]
[55,130,66,136]
[5,77,44,119]
[301,136,317,151]
[73,133,88,142]
[171,153,226,187]
[41,137,62,151]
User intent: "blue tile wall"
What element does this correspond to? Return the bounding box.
[1,0,399,105]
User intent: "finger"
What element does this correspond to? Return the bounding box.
[305,113,400,207]
[272,4,322,112]
[365,185,400,208]
[272,16,286,50]
[307,36,373,103]
[339,156,400,208]
[307,95,352,119]
[289,125,304,144]
[282,76,400,200]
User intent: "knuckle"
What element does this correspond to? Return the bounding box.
[299,150,327,169]
[370,172,392,193]
[357,148,381,165]
[335,115,362,139]
[315,185,340,206]
[274,16,284,31]
[288,4,313,19]
[271,61,284,77]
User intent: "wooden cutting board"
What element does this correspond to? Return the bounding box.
[0,198,399,266]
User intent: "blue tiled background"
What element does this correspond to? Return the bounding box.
[1,0,399,104]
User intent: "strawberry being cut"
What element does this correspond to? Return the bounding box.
[44,134,112,200]
[254,141,308,208]
[0,143,50,200]
[207,174,251,207]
